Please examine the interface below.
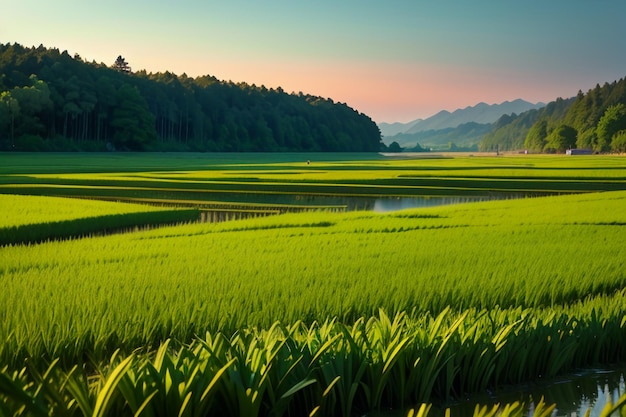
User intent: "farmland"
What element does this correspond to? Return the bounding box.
[1,152,626,416]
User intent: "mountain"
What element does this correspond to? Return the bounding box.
[407,100,545,133]
[379,100,544,139]
[378,118,422,137]
[385,122,492,150]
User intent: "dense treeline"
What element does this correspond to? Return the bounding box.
[480,77,626,153]
[0,43,382,152]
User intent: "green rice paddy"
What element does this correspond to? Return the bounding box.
[1,152,625,416]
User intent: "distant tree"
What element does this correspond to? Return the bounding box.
[110,84,156,150]
[10,76,53,137]
[406,142,429,152]
[0,42,383,152]
[611,130,626,153]
[0,91,20,148]
[544,124,577,153]
[596,103,626,152]
[524,119,547,152]
[387,141,402,152]
[112,55,131,73]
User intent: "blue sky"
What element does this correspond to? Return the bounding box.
[2,0,625,122]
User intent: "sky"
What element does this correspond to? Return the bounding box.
[2,0,626,123]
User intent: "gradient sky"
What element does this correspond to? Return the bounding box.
[2,0,626,123]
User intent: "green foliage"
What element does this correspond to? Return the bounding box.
[611,129,626,153]
[596,103,626,152]
[387,141,403,152]
[0,43,381,152]
[481,77,626,152]
[523,119,547,152]
[480,98,573,152]
[110,84,157,150]
[1,309,626,416]
[543,124,577,153]
[0,209,199,245]
[0,90,20,146]
[480,111,540,151]
[2,189,626,367]
[112,55,131,73]
[0,194,188,228]
[388,122,491,150]
[2,154,626,415]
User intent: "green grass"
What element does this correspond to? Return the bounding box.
[1,152,626,416]
[0,194,182,228]
[1,306,625,416]
[2,191,625,365]
[0,194,200,245]
[1,154,625,205]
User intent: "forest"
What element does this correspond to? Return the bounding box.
[479,77,626,153]
[0,43,382,152]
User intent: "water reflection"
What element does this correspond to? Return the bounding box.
[177,192,522,213]
[124,184,534,214]
[433,368,626,417]
[372,196,501,212]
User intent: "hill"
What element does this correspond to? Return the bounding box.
[406,99,545,133]
[379,100,544,138]
[479,78,626,153]
[385,122,492,151]
[378,118,422,137]
[0,43,382,152]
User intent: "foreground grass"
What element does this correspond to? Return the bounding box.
[1,307,625,416]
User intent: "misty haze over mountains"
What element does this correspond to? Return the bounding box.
[379,99,545,139]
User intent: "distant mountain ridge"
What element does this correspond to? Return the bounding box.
[379,99,545,138]
[386,122,493,150]
[378,119,422,137]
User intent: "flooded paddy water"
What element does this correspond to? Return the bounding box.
[368,367,626,417]
[187,192,529,220]
[198,192,526,213]
[439,367,625,417]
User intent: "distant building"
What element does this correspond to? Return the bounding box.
[566,149,593,155]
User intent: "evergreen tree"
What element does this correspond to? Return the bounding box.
[0,42,382,152]
[0,91,19,148]
[110,84,156,150]
[112,55,131,73]
[480,77,626,153]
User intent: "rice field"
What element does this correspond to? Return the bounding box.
[1,152,626,416]
[0,194,199,245]
[2,153,626,206]
[0,194,192,228]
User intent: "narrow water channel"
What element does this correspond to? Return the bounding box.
[371,195,513,212]
[190,192,525,213]
[370,368,626,417]
[437,368,625,417]
[191,194,521,223]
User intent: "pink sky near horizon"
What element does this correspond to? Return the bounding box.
[2,0,626,124]
[84,38,621,124]
[178,59,600,123]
